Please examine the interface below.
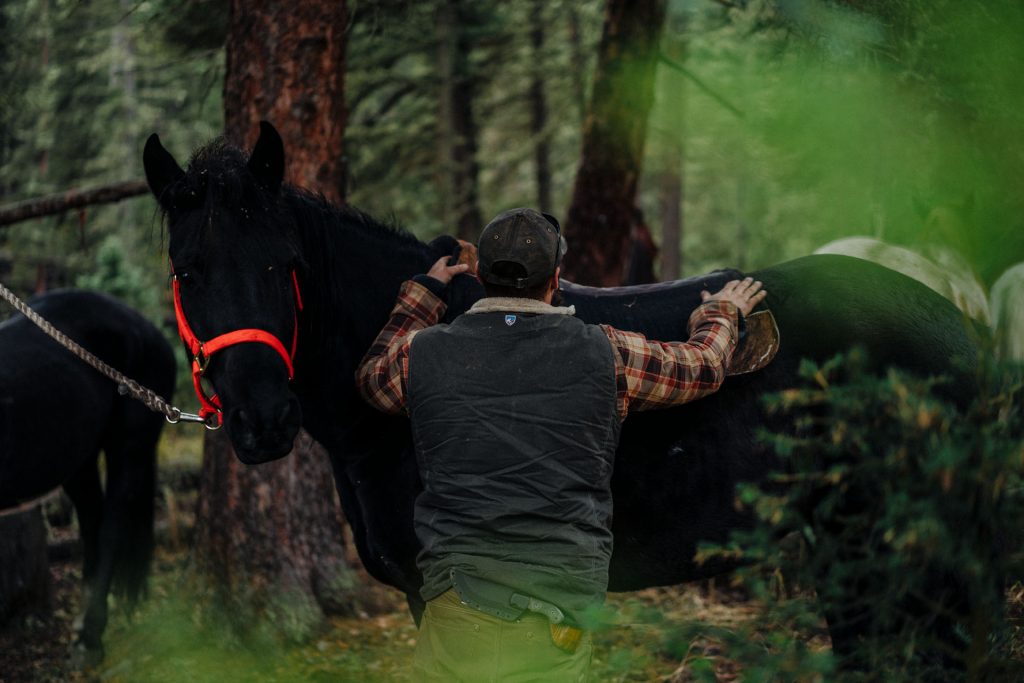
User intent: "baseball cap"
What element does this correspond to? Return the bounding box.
[477,208,568,289]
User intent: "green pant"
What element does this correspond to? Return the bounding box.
[412,589,593,682]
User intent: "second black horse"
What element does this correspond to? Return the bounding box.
[0,289,176,659]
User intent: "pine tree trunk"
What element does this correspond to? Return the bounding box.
[530,0,552,213]
[192,0,359,643]
[566,6,587,124]
[437,0,483,241]
[658,141,683,280]
[562,0,667,286]
[223,0,348,204]
[657,21,686,282]
[194,430,357,640]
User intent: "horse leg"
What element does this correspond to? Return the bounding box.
[62,460,106,660]
[99,399,159,606]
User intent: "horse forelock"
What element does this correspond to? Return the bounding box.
[160,138,302,268]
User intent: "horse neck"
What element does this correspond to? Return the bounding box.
[287,194,434,362]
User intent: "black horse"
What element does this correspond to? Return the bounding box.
[143,124,980,659]
[0,289,176,659]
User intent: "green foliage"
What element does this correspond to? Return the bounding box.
[346,0,604,238]
[648,0,1024,279]
[687,353,1024,680]
[76,234,159,313]
[0,0,223,405]
[0,0,223,294]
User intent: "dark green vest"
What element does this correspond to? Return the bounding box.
[408,309,621,625]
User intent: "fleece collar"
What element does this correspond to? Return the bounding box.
[466,297,576,316]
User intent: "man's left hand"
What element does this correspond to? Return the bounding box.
[426,256,471,286]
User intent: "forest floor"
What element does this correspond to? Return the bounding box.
[1,429,1022,682]
[0,549,821,683]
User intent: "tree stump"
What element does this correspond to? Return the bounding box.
[0,506,51,624]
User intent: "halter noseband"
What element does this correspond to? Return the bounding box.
[171,267,303,427]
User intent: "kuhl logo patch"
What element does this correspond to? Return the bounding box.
[505,314,517,326]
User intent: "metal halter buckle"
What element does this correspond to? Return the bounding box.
[195,343,210,374]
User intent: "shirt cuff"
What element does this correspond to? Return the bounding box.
[687,300,740,341]
[412,273,448,299]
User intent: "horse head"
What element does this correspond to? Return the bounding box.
[143,122,302,463]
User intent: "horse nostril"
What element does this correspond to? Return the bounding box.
[238,409,251,427]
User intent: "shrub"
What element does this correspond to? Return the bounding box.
[683,352,1024,682]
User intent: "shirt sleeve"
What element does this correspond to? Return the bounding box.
[600,300,741,419]
[355,279,447,415]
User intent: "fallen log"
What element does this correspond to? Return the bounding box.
[0,179,148,228]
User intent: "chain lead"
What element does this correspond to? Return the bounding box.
[1,280,215,429]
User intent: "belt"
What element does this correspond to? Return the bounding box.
[448,569,585,654]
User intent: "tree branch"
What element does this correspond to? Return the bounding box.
[658,53,746,120]
[0,180,149,228]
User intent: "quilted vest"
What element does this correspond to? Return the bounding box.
[408,309,621,626]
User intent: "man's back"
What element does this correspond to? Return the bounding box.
[409,308,620,625]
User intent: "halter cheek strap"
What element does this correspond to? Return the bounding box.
[171,269,303,427]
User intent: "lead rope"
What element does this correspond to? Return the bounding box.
[0,280,218,429]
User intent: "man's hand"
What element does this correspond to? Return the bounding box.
[701,277,767,317]
[426,256,471,286]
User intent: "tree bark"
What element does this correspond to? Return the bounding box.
[192,0,358,643]
[658,140,683,280]
[562,0,667,286]
[436,0,483,241]
[223,0,348,204]
[530,0,552,213]
[194,430,358,640]
[566,6,587,124]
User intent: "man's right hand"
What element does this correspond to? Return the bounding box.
[426,255,471,286]
[701,277,767,317]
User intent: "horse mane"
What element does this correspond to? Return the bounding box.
[281,187,434,354]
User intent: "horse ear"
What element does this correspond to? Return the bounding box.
[248,121,285,192]
[143,133,184,208]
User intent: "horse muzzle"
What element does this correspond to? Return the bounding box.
[225,395,302,464]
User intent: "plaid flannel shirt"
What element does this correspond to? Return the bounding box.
[356,280,740,420]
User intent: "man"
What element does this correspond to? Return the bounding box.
[357,208,766,681]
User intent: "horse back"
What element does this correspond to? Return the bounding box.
[751,255,980,381]
[0,290,175,505]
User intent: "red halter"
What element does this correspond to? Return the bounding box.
[171,268,303,427]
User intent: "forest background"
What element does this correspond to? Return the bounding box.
[2,0,1024,680]
[4,0,1023,359]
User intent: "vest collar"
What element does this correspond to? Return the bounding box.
[467,297,576,316]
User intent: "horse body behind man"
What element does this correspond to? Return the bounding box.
[815,236,990,324]
[0,289,176,659]
[143,124,982,663]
